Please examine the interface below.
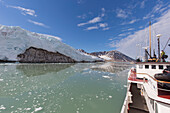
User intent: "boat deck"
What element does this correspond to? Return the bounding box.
[129,70,170,100]
[128,83,149,113]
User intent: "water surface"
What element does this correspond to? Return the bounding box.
[0,62,132,113]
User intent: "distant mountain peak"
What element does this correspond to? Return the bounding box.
[90,50,135,62]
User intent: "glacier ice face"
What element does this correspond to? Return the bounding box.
[0,25,101,61]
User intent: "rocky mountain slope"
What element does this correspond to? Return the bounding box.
[78,49,135,62]
[91,50,135,62]
[17,47,76,63]
[0,25,102,63]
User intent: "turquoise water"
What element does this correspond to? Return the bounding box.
[0,62,132,113]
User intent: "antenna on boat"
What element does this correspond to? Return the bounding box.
[156,34,161,61]
[149,21,152,57]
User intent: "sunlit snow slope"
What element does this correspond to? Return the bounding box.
[0,25,101,62]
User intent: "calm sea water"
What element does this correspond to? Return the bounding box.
[0,62,132,113]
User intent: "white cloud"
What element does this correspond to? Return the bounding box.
[159,5,170,13]
[101,8,105,17]
[118,32,131,37]
[127,28,134,31]
[111,10,170,60]
[129,19,139,24]
[78,16,102,27]
[103,27,110,31]
[28,19,49,28]
[116,9,128,19]
[77,0,84,4]
[122,28,134,32]
[89,17,102,24]
[140,0,147,8]
[8,5,37,17]
[143,1,169,20]
[118,33,127,37]
[77,8,105,27]
[0,0,4,4]
[143,14,154,20]
[77,14,87,19]
[85,26,99,30]
[121,19,139,25]
[99,23,108,28]
[77,22,86,27]
[85,23,109,31]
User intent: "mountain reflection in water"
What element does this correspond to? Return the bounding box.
[16,64,74,77]
[91,62,132,73]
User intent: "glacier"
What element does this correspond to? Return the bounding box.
[0,24,101,62]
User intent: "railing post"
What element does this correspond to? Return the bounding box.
[143,77,146,83]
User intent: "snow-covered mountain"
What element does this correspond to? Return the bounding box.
[90,50,135,62]
[0,25,101,62]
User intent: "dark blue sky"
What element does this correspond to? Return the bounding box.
[0,0,169,52]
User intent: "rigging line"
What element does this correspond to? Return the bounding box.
[163,37,170,50]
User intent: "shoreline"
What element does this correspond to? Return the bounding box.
[0,60,135,64]
[0,60,104,63]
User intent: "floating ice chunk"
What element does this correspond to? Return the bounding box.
[124,85,127,87]
[25,108,31,111]
[17,108,22,110]
[28,92,32,95]
[109,96,112,98]
[34,107,43,112]
[25,100,28,103]
[15,98,19,101]
[102,76,111,79]
[0,79,3,81]
[0,105,6,110]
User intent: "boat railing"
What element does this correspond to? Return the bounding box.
[120,92,132,113]
[120,93,128,113]
[136,73,170,96]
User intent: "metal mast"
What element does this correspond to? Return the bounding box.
[156,34,161,61]
[149,21,152,57]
